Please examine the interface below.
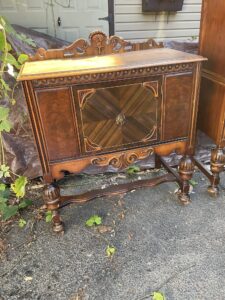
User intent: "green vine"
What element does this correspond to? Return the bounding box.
[0,16,36,221]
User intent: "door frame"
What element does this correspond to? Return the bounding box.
[108,0,115,35]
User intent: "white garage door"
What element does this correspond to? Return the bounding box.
[0,0,109,42]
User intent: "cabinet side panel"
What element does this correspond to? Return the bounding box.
[198,78,225,145]
[199,0,225,77]
[36,87,80,161]
[163,73,193,140]
[22,81,48,176]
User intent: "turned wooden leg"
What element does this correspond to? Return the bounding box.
[178,155,195,205]
[43,183,64,233]
[207,148,225,197]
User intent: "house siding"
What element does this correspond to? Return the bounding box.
[114,0,202,41]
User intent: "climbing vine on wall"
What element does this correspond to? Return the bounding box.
[0,17,35,221]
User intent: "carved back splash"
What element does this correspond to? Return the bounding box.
[29,31,163,61]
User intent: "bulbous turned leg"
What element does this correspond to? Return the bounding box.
[178,155,195,205]
[207,148,225,197]
[43,183,64,233]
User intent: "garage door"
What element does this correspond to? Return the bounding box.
[0,0,109,41]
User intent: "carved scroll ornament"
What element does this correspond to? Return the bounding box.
[91,147,154,169]
[29,31,163,61]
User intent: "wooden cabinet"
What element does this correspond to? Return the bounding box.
[195,0,225,196]
[18,32,205,232]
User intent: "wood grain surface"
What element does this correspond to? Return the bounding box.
[18,48,205,81]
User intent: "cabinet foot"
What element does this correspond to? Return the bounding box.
[52,210,64,233]
[207,148,225,197]
[207,185,219,197]
[178,155,194,205]
[43,183,64,234]
[178,192,191,205]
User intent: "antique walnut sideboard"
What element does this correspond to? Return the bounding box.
[17,32,206,233]
[194,0,225,196]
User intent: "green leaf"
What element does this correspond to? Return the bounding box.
[0,183,6,191]
[106,245,116,257]
[45,210,53,223]
[85,215,102,227]
[0,119,12,132]
[18,53,28,64]
[0,17,36,47]
[189,179,198,187]
[24,38,36,47]
[6,42,12,51]
[18,33,36,47]
[0,107,9,120]
[0,201,7,212]
[0,164,10,178]
[0,203,7,211]
[0,17,6,27]
[18,218,26,228]
[3,53,20,69]
[0,188,10,199]
[0,17,13,34]
[0,79,11,91]
[152,292,166,300]
[0,31,5,51]
[126,165,141,175]
[0,195,7,211]
[2,205,18,221]
[11,176,28,198]
[11,99,16,105]
[0,107,12,133]
[18,199,33,209]
[1,164,9,172]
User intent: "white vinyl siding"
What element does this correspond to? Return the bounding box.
[115,0,202,42]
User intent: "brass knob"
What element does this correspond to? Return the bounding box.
[116,113,126,126]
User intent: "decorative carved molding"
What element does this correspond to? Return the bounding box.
[91,147,154,169]
[141,125,157,142]
[84,137,102,152]
[78,89,95,109]
[32,63,194,88]
[143,81,159,97]
[29,31,163,62]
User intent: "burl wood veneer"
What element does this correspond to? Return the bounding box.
[17,32,206,233]
[195,0,225,196]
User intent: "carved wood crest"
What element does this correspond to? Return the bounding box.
[91,147,154,169]
[29,31,163,61]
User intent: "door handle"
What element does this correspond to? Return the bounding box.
[57,17,61,27]
[98,16,110,22]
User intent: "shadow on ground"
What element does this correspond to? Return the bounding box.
[0,169,225,300]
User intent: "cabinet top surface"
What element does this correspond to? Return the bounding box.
[17,48,206,81]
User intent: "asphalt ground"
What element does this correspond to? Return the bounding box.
[0,168,225,300]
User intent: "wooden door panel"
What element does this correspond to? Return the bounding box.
[76,81,160,153]
[55,0,109,41]
[35,87,80,161]
[162,73,193,141]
